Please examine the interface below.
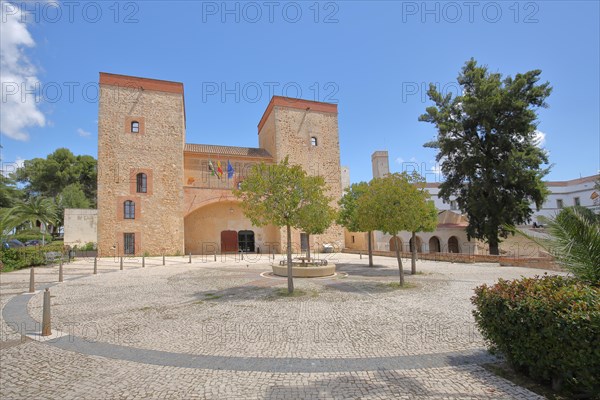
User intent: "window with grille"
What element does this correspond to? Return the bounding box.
[124,233,135,255]
[124,200,135,219]
[131,121,139,133]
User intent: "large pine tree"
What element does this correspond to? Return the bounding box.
[420,59,552,255]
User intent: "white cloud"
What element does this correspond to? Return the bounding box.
[77,128,91,137]
[533,130,546,147]
[0,2,45,141]
[1,156,24,177]
[395,157,404,164]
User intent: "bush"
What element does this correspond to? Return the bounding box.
[0,241,66,272]
[472,275,600,396]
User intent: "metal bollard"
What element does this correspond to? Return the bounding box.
[360,251,362,259]
[42,288,51,336]
[120,257,123,270]
[29,267,35,293]
[162,254,165,266]
[214,252,217,262]
[142,256,145,268]
[93,257,97,275]
[241,250,244,260]
[59,259,64,283]
[189,252,192,263]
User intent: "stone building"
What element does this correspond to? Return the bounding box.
[97,73,344,257]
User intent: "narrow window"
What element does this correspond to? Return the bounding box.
[131,121,139,133]
[136,173,147,193]
[124,200,135,219]
[450,200,457,210]
[556,199,564,209]
[124,233,135,255]
[352,235,355,244]
[574,197,580,206]
[310,136,318,146]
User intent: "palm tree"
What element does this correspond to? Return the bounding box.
[546,207,600,285]
[9,197,59,245]
[514,206,600,285]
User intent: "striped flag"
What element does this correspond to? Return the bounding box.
[217,160,224,178]
[208,160,219,179]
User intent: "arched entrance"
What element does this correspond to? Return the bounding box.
[409,236,422,253]
[238,230,255,252]
[389,236,403,252]
[448,236,460,253]
[429,236,440,253]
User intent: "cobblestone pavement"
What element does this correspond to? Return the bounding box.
[0,254,554,399]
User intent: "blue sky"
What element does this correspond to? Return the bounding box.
[1,1,599,184]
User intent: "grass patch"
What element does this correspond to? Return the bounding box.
[204,293,223,300]
[139,306,153,312]
[482,362,576,400]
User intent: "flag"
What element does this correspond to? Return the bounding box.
[227,160,234,179]
[217,160,224,178]
[208,160,219,179]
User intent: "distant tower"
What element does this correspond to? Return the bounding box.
[97,73,186,256]
[371,151,389,179]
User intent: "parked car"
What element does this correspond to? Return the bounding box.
[2,239,25,249]
[25,240,43,247]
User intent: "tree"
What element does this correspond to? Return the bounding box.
[13,148,97,206]
[403,178,438,274]
[337,182,377,267]
[234,158,333,293]
[419,58,551,255]
[58,183,91,209]
[360,172,434,286]
[9,197,59,245]
[0,174,22,208]
[297,176,335,261]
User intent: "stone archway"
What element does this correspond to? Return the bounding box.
[409,236,423,253]
[389,236,403,252]
[448,236,460,253]
[429,236,440,253]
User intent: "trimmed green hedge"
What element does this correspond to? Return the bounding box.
[472,275,600,396]
[0,242,65,272]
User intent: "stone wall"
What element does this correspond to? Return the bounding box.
[97,74,185,256]
[258,97,345,250]
[63,209,97,247]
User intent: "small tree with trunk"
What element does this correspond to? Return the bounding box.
[234,158,332,293]
[360,172,433,286]
[337,182,377,267]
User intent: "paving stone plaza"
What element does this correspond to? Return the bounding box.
[0,254,554,399]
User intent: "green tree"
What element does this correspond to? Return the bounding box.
[13,148,97,206]
[297,176,335,261]
[338,182,376,267]
[419,59,551,255]
[0,174,22,208]
[404,182,438,274]
[58,183,91,209]
[360,172,435,286]
[234,158,332,293]
[9,197,59,245]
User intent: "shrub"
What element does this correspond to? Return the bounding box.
[472,275,600,396]
[0,242,66,272]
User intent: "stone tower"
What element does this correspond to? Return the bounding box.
[257,96,345,250]
[371,150,390,179]
[97,73,186,256]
